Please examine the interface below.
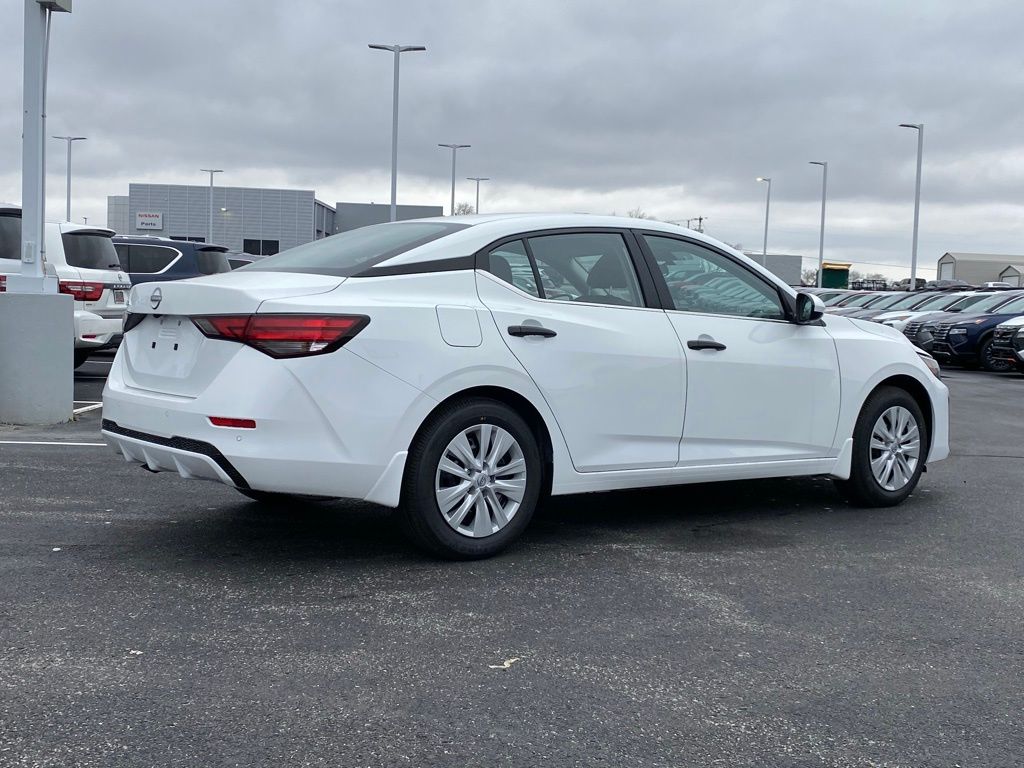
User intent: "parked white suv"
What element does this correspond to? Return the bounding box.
[0,206,130,367]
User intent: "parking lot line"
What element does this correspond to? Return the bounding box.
[72,403,103,415]
[0,441,107,447]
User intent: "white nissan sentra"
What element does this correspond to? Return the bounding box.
[102,214,949,558]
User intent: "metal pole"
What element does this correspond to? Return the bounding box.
[757,177,771,266]
[19,0,47,287]
[390,49,399,222]
[466,177,489,214]
[65,138,71,221]
[200,169,223,243]
[450,149,457,215]
[810,162,827,287]
[911,126,924,291]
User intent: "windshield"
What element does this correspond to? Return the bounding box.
[865,293,911,310]
[992,295,1024,314]
[824,293,854,306]
[61,232,121,270]
[0,212,20,260]
[967,292,1024,313]
[243,221,468,277]
[886,292,938,309]
[839,293,877,307]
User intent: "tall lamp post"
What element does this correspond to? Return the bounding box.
[809,161,828,287]
[756,176,772,266]
[438,144,470,215]
[52,135,86,222]
[369,43,426,222]
[466,176,489,214]
[199,168,223,244]
[900,123,924,290]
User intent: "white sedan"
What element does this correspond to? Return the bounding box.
[102,214,949,558]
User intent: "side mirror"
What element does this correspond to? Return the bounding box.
[795,292,825,323]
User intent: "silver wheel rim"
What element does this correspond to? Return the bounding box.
[869,406,921,492]
[435,423,527,538]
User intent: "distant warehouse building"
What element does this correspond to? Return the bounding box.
[334,202,444,233]
[936,252,1024,286]
[107,183,336,255]
[742,251,803,286]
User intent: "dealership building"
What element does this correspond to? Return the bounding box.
[107,183,443,255]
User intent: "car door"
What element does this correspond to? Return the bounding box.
[476,230,685,472]
[636,232,841,464]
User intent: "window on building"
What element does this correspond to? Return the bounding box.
[170,236,206,243]
[243,238,280,256]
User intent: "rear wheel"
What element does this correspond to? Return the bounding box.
[980,337,1014,373]
[401,397,542,559]
[834,386,928,507]
[73,350,90,369]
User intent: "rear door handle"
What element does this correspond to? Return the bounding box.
[687,338,726,351]
[508,324,557,338]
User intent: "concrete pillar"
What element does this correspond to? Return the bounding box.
[0,293,74,425]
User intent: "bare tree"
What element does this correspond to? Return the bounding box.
[453,202,475,215]
[801,268,819,286]
[627,207,653,220]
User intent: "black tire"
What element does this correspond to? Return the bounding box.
[73,350,90,369]
[980,337,1014,373]
[236,489,337,504]
[401,397,543,560]
[833,386,929,507]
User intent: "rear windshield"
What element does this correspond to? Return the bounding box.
[0,212,21,261]
[62,232,121,270]
[242,221,468,277]
[196,248,232,275]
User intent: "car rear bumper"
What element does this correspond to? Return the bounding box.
[74,311,122,349]
[101,343,430,506]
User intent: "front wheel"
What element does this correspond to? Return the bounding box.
[401,397,543,559]
[834,386,929,507]
[980,338,1014,373]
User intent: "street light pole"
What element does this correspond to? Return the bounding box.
[809,161,827,287]
[466,176,489,214]
[438,144,470,215]
[756,177,772,266]
[199,168,223,244]
[52,135,86,222]
[369,43,426,222]
[900,123,924,291]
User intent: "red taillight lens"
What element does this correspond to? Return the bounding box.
[209,416,256,429]
[191,314,369,358]
[0,275,6,293]
[59,280,104,302]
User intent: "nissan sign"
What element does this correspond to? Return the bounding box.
[136,211,163,230]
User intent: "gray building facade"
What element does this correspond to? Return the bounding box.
[936,252,1024,286]
[107,183,335,255]
[334,202,443,233]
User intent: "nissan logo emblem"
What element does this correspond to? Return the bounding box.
[150,287,162,310]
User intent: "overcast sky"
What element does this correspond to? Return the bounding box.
[3,0,1024,277]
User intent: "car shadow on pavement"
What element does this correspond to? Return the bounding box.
[132,474,893,564]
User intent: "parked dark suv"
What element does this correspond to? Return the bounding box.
[930,292,1024,371]
[113,236,231,284]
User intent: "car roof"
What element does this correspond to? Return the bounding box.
[375,213,794,291]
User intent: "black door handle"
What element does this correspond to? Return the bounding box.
[687,339,726,351]
[508,324,557,338]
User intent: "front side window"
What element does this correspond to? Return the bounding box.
[526,232,643,307]
[642,235,785,320]
[485,240,540,297]
[244,222,466,276]
[61,232,121,270]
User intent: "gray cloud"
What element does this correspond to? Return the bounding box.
[3,0,1024,274]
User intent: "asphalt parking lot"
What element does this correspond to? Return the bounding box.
[2,360,1022,767]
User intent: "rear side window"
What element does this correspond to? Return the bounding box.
[61,233,121,270]
[116,244,180,273]
[0,213,21,261]
[196,248,232,275]
[526,233,643,307]
[486,240,540,297]
[243,221,467,276]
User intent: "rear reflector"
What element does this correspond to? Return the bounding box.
[0,275,6,293]
[59,280,104,302]
[192,314,369,358]
[209,417,256,429]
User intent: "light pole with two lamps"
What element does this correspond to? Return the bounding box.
[900,123,924,290]
[52,135,86,222]
[466,176,489,214]
[809,161,828,287]
[200,168,223,244]
[438,144,470,215]
[756,176,772,266]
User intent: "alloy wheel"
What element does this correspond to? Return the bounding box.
[869,406,921,491]
[434,424,527,538]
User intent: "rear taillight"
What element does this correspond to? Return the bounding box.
[191,314,369,358]
[0,275,6,293]
[59,280,104,302]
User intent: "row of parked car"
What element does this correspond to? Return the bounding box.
[0,203,259,367]
[805,285,1024,374]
